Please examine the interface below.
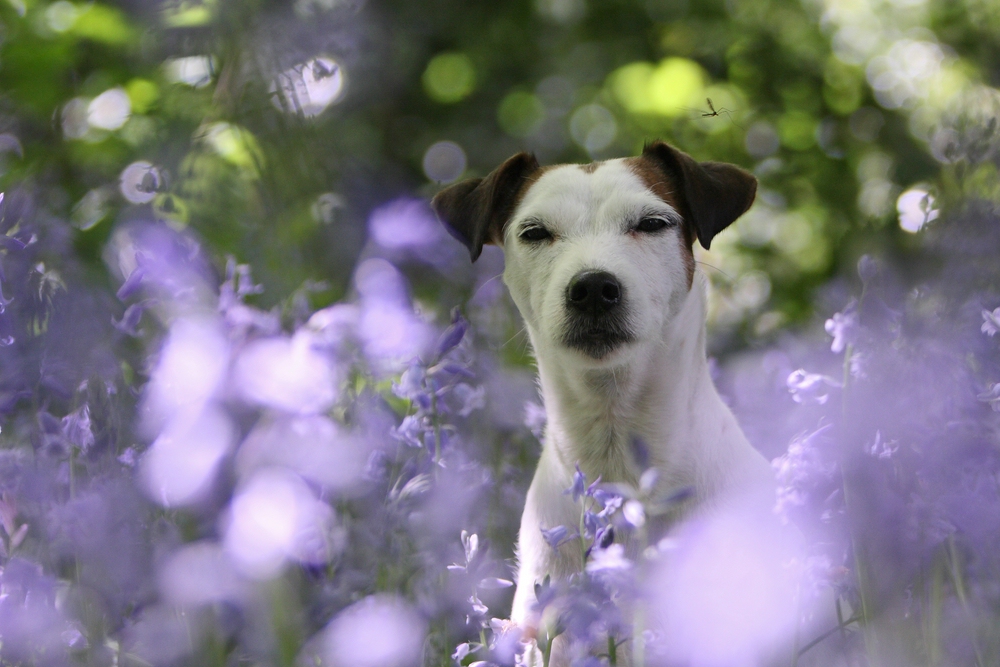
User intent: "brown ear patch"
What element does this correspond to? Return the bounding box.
[624,155,696,288]
[430,153,542,261]
[640,141,757,252]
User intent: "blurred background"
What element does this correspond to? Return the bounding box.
[4,0,995,336]
[1,0,1000,665]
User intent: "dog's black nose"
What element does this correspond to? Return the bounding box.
[567,270,621,315]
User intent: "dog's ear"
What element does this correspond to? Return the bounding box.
[642,141,756,250]
[431,152,540,261]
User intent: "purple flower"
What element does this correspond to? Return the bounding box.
[868,430,899,459]
[435,308,469,359]
[857,254,879,283]
[772,424,837,522]
[61,405,94,453]
[393,361,429,406]
[452,383,485,417]
[824,300,858,353]
[391,414,429,448]
[116,265,145,301]
[982,307,1000,337]
[524,401,546,439]
[585,544,632,575]
[112,301,148,337]
[541,525,578,550]
[978,383,1000,412]
[786,369,841,405]
[566,464,587,502]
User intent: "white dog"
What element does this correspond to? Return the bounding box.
[432,141,778,663]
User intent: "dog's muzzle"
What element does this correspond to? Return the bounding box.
[562,270,634,358]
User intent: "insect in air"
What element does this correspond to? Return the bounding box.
[694,98,742,129]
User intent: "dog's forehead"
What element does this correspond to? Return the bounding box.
[515,158,676,231]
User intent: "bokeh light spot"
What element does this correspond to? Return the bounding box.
[497,91,545,137]
[87,88,131,131]
[62,98,90,140]
[569,104,617,153]
[897,187,938,233]
[274,56,345,116]
[422,52,476,104]
[232,333,338,414]
[164,56,214,88]
[202,122,263,171]
[610,57,705,117]
[119,161,161,204]
[141,407,234,507]
[422,141,467,183]
[125,79,159,114]
[224,468,337,579]
[321,596,426,667]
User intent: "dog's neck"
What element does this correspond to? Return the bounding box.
[532,275,723,490]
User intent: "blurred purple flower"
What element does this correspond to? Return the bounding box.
[978,383,1000,412]
[436,308,469,358]
[391,414,430,448]
[772,424,837,522]
[566,464,587,502]
[232,332,338,414]
[622,500,646,527]
[112,301,149,337]
[867,430,899,459]
[319,595,426,667]
[541,525,578,550]
[824,300,858,353]
[585,544,632,575]
[524,401,546,439]
[61,405,94,452]
[786,369,841,405]
[857,254,879,283]
[452,383,486,417]
[982,307,1000,337]
[116,265,144,301]
[392,361,430,410]
[478,577,513,590]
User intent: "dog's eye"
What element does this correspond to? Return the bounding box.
[519,226,552,242]
[635,216,673,233]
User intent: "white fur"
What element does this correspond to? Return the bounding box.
[499,161,775,633]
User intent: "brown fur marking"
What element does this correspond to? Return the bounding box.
[622,156,696,288]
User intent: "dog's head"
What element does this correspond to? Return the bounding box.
[431,141,756,364]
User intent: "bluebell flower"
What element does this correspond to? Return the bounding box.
[112,301,147,337]
[867,430,899,459]
[523,401,546,439]
[61,405,94,453]
[857,254,879,283]
[824,300,859,353]
[452,642,474,662]
[622,500,645,528]
[786,369,840,405]
[566,464,587,502]
[982,307,1000,337]
[541,525,578,550]
[116,265,144,301]
[585,544,632,575]
[772,423,837,523]
[393,360,429,406]
[452,383,486,417]
[978,383,1000,412]
[435,308,469,360]
[391,414,430,448]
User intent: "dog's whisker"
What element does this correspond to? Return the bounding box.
[694,260,734,282]
[501,324,528,350]
[472,272,504,298]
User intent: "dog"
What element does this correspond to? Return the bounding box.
[432,141,779,664]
